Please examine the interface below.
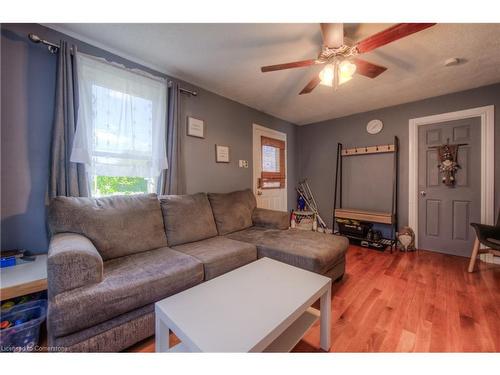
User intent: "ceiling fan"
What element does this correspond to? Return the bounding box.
[260,23,436,94]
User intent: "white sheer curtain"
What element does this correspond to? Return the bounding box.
[71,53,168,181]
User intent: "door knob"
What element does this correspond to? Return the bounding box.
[420,191,426,197]
[257,190,263,196]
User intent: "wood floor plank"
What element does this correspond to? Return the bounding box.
[127,245,499,353]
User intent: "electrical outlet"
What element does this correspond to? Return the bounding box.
[239,160,249,168]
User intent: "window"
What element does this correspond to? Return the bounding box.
[262,145,280,173]
[70,53,168,197]
[260,136,285,189]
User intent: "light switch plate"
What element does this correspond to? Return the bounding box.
[239,160,249,168]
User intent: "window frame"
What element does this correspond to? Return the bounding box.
[71,53,168,198]
[260,135,286,189]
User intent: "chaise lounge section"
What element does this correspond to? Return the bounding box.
[207,190,347,281]
[46,189,348,352]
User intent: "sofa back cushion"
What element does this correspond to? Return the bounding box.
[207,189,257,235]
[159,193,218,246]
[48,194,168,260]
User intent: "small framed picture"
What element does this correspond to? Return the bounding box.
[187,117,205,138]
[215,145,230,163]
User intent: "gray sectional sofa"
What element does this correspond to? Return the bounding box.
[46,189,348,352]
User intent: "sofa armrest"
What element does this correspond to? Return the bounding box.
[252,208,289,230]
[47,233,103,298]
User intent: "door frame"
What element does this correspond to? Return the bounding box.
[252,123,288,210]
[408,105,495,248]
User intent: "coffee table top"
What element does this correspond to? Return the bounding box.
[155,257,331,352]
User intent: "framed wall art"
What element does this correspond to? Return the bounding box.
[215,144,230,163]
[187,117,205,138]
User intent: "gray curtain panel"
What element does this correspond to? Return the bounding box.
[158,81,186,195]
[49,42,89,198]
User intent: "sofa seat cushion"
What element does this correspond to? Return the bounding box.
[226,227,349,274]
[49,247,203,337]
[48,194,168,260]
[172,237,257,280]
[207,189,257,235]
[159,193,218,246]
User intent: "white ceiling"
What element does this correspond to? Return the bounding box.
[45,23,500,125]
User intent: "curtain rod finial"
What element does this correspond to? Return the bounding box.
[28,33,41,43]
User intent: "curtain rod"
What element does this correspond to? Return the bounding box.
[28,33,198,97]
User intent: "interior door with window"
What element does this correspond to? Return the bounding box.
[417,117,481,257]
[252,124,287,211]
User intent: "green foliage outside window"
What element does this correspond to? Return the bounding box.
[95,176,148,196]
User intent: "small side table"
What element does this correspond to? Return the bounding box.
[0,255,47,301]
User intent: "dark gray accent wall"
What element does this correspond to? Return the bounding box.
[182,86,297,202]
[1,23,297,253]
[298,83,500,231]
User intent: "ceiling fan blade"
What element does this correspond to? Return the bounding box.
[356,23,436,54]
[320,23,344,48]
[261,59,319,72]
[352,58,387,78]
[299,76,321,95]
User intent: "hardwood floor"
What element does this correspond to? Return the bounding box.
[127,245,500,353]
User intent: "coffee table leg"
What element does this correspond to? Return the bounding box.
[320,284,331,351]
[156,317,170,352]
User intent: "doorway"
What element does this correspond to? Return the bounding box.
[408,106,495,254]
[252,124,287,212]
[417,118,480,256]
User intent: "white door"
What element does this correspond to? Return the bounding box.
[252,124,287,211]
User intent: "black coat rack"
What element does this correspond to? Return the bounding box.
[332,136,399,252]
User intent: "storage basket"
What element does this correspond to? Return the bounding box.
[0,299,47,352]
[294,210,315,231]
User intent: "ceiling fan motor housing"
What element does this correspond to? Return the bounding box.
[316,44,359,64]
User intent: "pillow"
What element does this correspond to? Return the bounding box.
[159,193,218,246]
[48,194,168,260]
[207,189,257,235]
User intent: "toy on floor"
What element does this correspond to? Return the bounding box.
[397,226,416,252]
[297,195,306,211]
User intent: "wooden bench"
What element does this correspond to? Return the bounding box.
[334,208,394,225]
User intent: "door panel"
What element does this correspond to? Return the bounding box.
[426,128,442,145]
[452,200,469,240]
[426,149,440,186]
[453,125,470,142]
[425,200,440,236]
[455,147,469,187]
[252,125,287,212]
[418,117,481,257]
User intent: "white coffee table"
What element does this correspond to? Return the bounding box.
[155,257,331,352]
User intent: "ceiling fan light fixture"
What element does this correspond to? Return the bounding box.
[261,23,436,95]
[338,60,356,85]
[338,73,352,85]
[319,64,335,87]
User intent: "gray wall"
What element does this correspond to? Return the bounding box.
[182,86,297,204]
[298,83,500,230]
[1,23,297,253]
